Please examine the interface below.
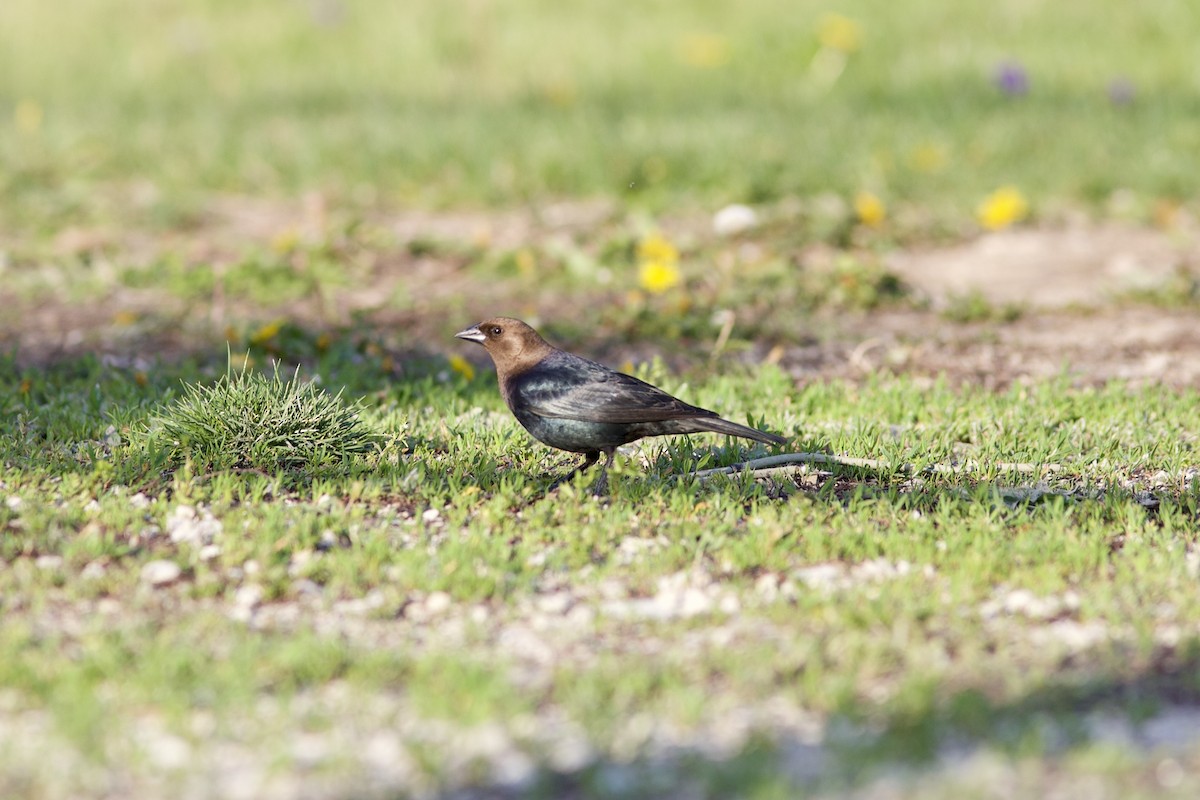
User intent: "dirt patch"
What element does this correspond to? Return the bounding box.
[887,224,1198,308]
[785,307,1200,389]
[5,205,1198,389]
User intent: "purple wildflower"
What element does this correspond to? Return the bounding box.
[1108,78,1136,106]
[993,61,1029,96]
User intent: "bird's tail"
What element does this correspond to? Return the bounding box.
[678,415,787,446]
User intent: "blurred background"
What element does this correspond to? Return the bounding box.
[2,0,1198,378]
[4,5,1200,797]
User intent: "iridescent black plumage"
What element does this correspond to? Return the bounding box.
[456,317,785,493]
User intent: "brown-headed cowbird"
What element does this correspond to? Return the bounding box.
[455,317,786,494]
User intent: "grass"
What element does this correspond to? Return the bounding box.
[153,360,378,476]
[3,1,1200,796]
[3,349,1199,796]
[3,0,1199,227]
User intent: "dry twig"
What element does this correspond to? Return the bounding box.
[686,452,1061,482]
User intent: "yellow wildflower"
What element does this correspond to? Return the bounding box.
[515,248,536,277]
[637,232,679,266]
[909,142,947,173]
[641,156,668,184]
[818,13,861,53]
[112,310,138,326]
[271,228,300,254]
[448,354,475,381]
[679,33,731,69]
[250,319,284,344]
[15,100,43,134]
[854,191,886,227]
[541,79,577,107]
[976,186,1028,230]
[134,371,149,387]
[1153,199,1179,230]
[315,332,332,352]
[638,260,682,294]
[20,378,31,394]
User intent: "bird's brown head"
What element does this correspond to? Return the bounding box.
[454,317,554,375]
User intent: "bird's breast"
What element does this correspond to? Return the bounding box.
[510,406,638,453]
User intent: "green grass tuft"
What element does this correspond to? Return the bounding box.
[154,360,378,476]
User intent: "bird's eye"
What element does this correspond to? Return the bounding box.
[489,326,503,336]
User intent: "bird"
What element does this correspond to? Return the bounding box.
[455,317,786,494]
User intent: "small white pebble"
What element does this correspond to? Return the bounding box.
[424,591,453,615]
[102,425,121,447]
[198,544,221,561]
[546,732,594,773]
[234,584,265,610]
[1157,757,1185,789]
[536,592,572,615]
[335,590,387,616]
[291,733,329,768]
[288,550,313,575]
[143,732,191,769]
[718,593,741,615]
[1031,619,1108,651]
[96,598,122,615]
[228,585,263,623]
[566,604,595,627]
[141,560,182,587]
[35,555,64,571]
[677,587,713,618]
[291,579,323,598]
[5,496,22,510]
[713,203,759,236]
[491,748,537,788]
[362,731,414,781]
[167,504,222,546]
[422,507,441,523]
[755,572,780,597]
[794,563,844,590]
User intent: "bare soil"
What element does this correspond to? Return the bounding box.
[5,200,1198,388]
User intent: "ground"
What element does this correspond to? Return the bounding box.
[3,198,1199,799]
[4,1,1200,796]
[9,201,1199,387]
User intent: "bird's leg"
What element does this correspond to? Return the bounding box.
[549,450,600,490]
[589,449,617,496]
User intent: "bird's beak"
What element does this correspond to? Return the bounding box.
[454,325,486,344]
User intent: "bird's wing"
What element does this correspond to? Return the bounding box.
[516,355,714,424]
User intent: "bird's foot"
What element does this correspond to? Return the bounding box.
[588,472,609,497]
[547,469,587,492]
[548,472,607,495]
[548,452,600,492]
